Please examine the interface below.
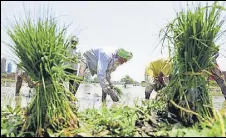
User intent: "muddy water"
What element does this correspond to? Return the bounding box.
[1,83,225,111]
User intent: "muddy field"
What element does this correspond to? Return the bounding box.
[1,82,225,111]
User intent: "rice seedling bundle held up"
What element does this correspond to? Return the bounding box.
[7,8,79,136]
[161,2,226,125]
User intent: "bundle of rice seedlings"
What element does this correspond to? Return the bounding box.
[160,2,226,125]
[113,86,123,98]
[6,8,79,136]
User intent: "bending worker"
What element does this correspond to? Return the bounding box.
[73,48,133,102]
[144,58,172,100]
[145,56,226,100]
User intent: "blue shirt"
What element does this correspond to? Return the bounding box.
[83,47,120,92]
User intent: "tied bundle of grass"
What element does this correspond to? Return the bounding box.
[113,86,123,98]
[6,8,79,136]
[160,2,226,125]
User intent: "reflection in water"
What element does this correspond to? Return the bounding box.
[1,83,225,111]
[1,86,32,109]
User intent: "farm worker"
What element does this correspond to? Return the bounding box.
[73,48,133,102]
[208,52,226,99]
[64,36,80,94]
[15,36,79,95]
[144,58,172,100]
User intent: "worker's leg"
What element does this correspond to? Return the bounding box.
[15,73,23,95]
[64,68,78,94]
[69,79,75,94]
[23,72,35,88]
[145,75,155,100]
[211,67,226,99]
[16,72,35,96]
[102,89,107,102]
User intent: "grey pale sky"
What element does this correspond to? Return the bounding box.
[1,1,226,82]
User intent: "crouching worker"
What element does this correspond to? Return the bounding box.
[73,48,133,102]
[144,58,172,100]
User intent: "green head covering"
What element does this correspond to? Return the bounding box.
[117,48,133,60]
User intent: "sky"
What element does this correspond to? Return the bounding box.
[1,1,226,82]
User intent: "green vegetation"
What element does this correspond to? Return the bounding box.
[1,96,225,137]
[6,8,79,136]
[76,94,226,137]
[120,75,134,84]
[77,105,137,137]
[160,1,226,124]
[1,2,226,137]
[1,106,33,137]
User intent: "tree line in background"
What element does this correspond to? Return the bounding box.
[83,73,140,86]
